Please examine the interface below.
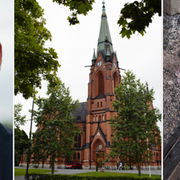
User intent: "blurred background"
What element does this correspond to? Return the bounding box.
[0,0,14,129]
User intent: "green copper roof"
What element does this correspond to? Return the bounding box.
[92,48,96,60]
[97,1,113,54]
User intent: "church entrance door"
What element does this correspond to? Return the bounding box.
[97,151,104,168]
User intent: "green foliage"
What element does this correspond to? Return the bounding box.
[31,78,81,174]
[14,103,28,166]
[52,0,95,25]
[15,0,60,99]
[14,103,27,127]
[75,172,160,178]
[52,0,160,38]
[15,127,29,166]
[108,70,161,176]
[26,173,161,180]
[118,0,161,38]
[15,168,57,177]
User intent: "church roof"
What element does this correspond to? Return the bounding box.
[97,1,113,56]
[72,102,87,123]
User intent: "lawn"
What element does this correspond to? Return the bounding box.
[74,172,160,178]
[15,168,57,177]
[15,169,161,179]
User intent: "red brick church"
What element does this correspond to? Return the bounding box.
[70,2,161,170]
[71,3,122,169]
[20,2,161,170]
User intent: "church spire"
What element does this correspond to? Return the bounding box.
[92,48,96,65]
[102,0,105,12]
[97,1,113,56]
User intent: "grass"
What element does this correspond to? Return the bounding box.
[74,172,160,178]
[15,168,57,177]
[15,168,161,178]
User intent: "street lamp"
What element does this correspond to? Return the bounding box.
[96,150,98,172]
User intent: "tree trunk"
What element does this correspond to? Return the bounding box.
[42,162,44,168]
[138,162,141,177]
[51,158,54,174]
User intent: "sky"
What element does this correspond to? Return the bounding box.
[15,0,163,135]
[0,0,14,128]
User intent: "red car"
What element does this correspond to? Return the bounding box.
[66,162,82,169]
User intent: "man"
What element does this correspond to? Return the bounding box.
[0,123,13,179]
[117,161,119,171]
[0,44,13,179]
[122,161,124,170]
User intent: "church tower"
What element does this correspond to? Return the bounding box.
[83,2,121,168]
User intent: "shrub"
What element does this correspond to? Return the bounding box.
[26,174,161,180]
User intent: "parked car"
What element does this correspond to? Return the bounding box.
[66,162,82,169]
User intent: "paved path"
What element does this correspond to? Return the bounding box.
[15,167,161,180]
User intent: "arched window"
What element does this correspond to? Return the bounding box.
[78,134,81,148]
[75,135,81,148]
[96,116,98,122]
[99,73,104,95]
[97,102,99,108]
[93,116,95,122]
[74,136,77,148]
[113,72,118,90]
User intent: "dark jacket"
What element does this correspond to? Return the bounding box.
[0,123,13,180]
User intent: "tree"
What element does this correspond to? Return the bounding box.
[108,70,161,176]
[14,103,27,128]
[15,128,29,166]
[52,0,161,38]
[14,103,29,166]
[31,78,81,174]
[118,0,161,38]
[15,0,60,99]
[52,0,95,25]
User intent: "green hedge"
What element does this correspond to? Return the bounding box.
[26,174,161,180]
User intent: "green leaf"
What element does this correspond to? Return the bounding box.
[15,0,60,99]
[107,70,161,175]
[31,78,81,174]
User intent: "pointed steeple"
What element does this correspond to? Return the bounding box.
[97,1,113,56]
[92,48,96,59]
[92,48,96,65]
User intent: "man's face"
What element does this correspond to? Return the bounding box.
[0,43,2,68]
